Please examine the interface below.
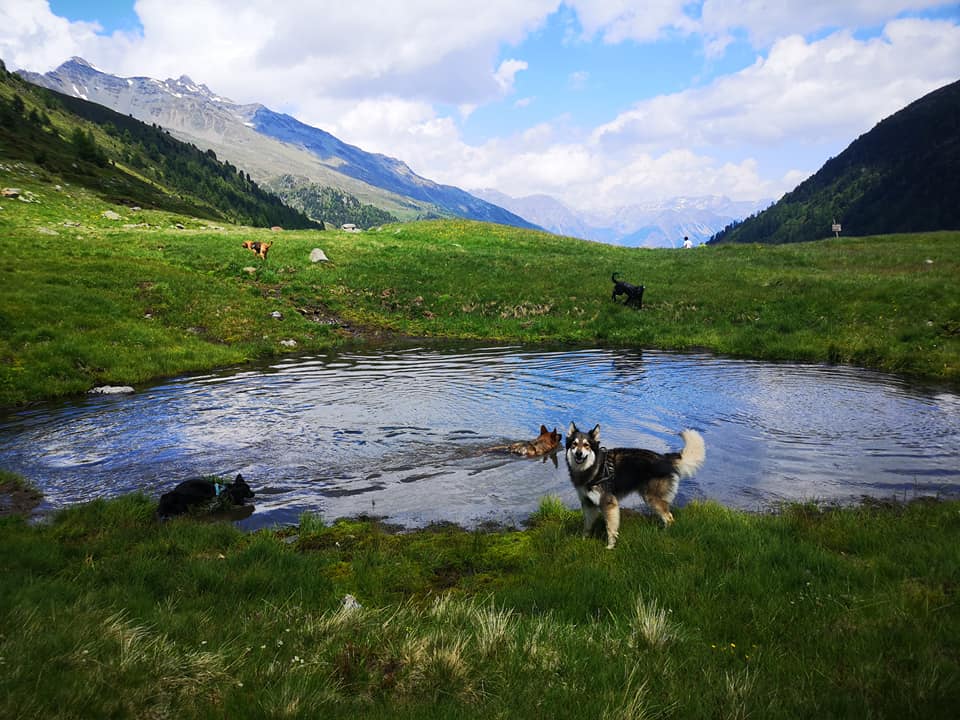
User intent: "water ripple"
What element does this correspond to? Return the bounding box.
[1,345,957,528]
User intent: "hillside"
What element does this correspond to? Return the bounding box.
[265,175,402,229]
[2,140,958,409]
[710,78,960,244]
[0,60,320,229]
[19,57,539,231]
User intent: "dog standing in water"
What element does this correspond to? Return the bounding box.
[565,424,705,549]
[486,424,562,458]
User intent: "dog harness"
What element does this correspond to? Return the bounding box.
[589,447,617,493]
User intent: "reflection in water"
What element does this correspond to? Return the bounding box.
[1,345,958,530]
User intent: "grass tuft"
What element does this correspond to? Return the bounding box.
[2,496,958,718]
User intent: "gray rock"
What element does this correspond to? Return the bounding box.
[89,385,135,395]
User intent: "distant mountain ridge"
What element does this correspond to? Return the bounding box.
[472,189,769,247]
[245,105,534,225]
[710,78,960,244]
[0,59,320,228]
[19,57,539,230]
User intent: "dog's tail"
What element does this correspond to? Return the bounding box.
[612,272,620,282]
[674,429,705,477]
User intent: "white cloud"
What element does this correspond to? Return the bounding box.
[494,58,528,94]
[590,19,960,161]
[568,0,697,43]
[699,0,956,47]
[421,17,960,206]
[130,0,555,106]
[2,1,556,105]
[0,0,110,72]
[568,70,590,90]
[1,2,958,213]
[591,151,777,208]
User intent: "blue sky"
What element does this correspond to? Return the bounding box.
[49,0,141,34]
[2,1,959,212]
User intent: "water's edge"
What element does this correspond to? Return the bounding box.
[2,345,958,530]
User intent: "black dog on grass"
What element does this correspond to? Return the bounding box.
[157,474,254,518]
[611,272,644,308]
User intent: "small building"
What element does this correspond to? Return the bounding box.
[340,223,361,233]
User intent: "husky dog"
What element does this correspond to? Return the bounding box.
[565,423,705,549]
[486,424,562,458]
[157,474,255,518]
[611,272,644,308]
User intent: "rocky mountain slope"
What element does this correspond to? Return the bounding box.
[20,58,538,230]
[0,60,319,229]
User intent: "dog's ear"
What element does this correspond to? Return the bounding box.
[589,424,601,443]
[539,424,548,434]
[568,422,578,437]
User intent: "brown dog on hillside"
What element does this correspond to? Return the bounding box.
[487,424,562,458]
[242,240,272,259]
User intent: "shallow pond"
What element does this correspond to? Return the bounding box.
[2,345,958,530]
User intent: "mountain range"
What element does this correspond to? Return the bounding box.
[18,57,536,231]
[710,78,960,244]
[472,189,769,247]
[19,57,769,244]
[0,60,321,229]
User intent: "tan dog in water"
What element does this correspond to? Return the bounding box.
[486,424,562,458]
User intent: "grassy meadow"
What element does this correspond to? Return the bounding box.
[3,160,960,717]
[2,160,959,408]
[1,494,958,718]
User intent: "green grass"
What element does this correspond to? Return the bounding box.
[1,493,957,718]
[3,159,958,407]
[3,162,958,715]
[4,85,959,720]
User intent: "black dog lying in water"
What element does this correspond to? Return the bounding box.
[611,272,644,308]
[157,474,255,518]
